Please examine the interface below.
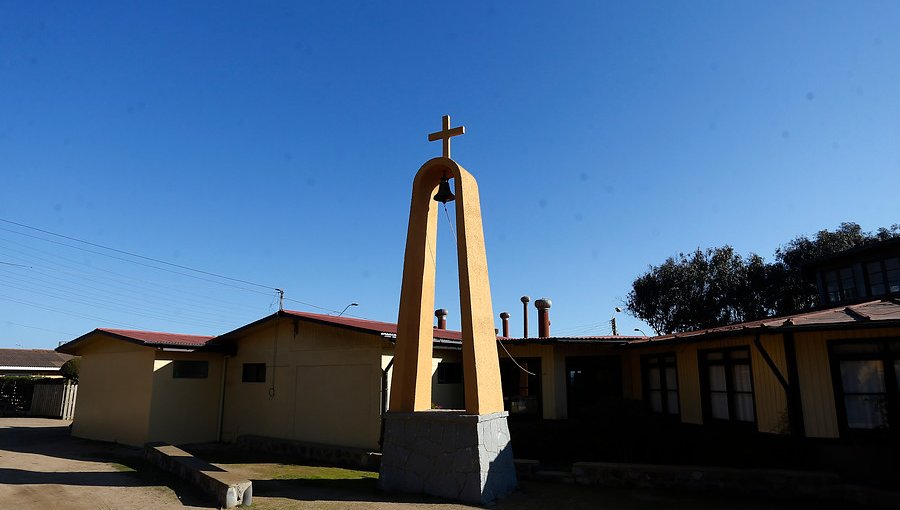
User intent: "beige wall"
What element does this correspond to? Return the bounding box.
[148,352,223,445]
[71,337,155,446]
[221,318,390,450]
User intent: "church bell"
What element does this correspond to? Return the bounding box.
[433,176,456,204]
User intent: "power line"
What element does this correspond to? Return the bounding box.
[0,225,275,295]
[0,218,355,315]
[0,236,266,316]
[2,321,79,337]
[0,294,143,329]
[0,261,31,268]
[0,218,275,290]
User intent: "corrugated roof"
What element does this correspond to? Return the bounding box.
[57,328,215,354]
[97,329,214,347]
[632,299,900,345]
[0,348,73,369]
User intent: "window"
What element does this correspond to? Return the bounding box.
[867,261,886,296]
[642,353,679,416]
[500,357,542,416]
[824,266,857,303]
[172,360,208,379]
[866,257,900,297]
[242,363,266,383]
[698,347,755,425]
[830,340,900,433]
[887,258,900,294]
[436,362,462,384]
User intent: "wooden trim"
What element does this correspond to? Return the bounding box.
[753,334,789,391]
[782,331,805,437]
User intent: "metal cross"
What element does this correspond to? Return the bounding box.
[427,115,465,159]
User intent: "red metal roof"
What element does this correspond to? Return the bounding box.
[280,310,464,341]
[57,328,215,354]
[279,310,638,344]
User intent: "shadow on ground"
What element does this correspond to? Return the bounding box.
[0,419,213,508]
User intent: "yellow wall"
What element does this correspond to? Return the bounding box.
[221,318,390,450]
[72,337,155,446]
[148,352,223,445]
[623,334,789,434]
[500,343,624,420]
[431,350,465,410]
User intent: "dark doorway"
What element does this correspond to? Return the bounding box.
[566,356,622,420]
[500,357,542,418]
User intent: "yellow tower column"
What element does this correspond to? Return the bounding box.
[380,116,516,505]
[389,155,504,414]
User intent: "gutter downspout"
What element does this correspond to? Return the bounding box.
[217,355,229,442]
[379,357,394,451]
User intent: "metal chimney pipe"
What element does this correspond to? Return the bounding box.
[520,296,531,338]
[435,309,448,329]
[499,312,510,337]
[535,298,552,338]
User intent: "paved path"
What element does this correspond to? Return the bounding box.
[0,418,212,510]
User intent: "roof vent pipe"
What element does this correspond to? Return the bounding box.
[435,309,448,329]
[499,312,510,337]
[521,296,531,338]
[535,298,552,338]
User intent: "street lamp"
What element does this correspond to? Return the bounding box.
[338,303,359,316]
[610,307,622,336]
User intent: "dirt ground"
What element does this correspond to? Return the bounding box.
[0,418,213,509]
[0,418,875,510]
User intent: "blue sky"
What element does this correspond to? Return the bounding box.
[2,1,900,347]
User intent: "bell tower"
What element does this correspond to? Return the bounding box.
[379,115,517,504]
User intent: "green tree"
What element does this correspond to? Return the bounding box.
[60,358,79,384]
[627,222,900,334]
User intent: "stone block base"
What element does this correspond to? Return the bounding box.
[379,410,517,505]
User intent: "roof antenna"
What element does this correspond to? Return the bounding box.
[275,288,284,311]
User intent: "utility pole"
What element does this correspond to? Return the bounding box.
[276,288,284,311]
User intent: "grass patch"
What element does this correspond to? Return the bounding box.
[235,463,378,481]
[110,462,136,472]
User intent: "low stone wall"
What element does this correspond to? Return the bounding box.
[236,434,381,470]
[144,443,252,508]
[572,461,840,499]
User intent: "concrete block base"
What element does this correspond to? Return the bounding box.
[379,410,517,505]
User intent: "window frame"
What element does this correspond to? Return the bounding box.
[436,361,463,384]
[697,346,757,428]
[828,338,900,439]
[172,360,209,379]
[241,362,267,383]
[499,357,543,418]
[823,266,857,304]
[641,352,680,419]
[863,257,900,298]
